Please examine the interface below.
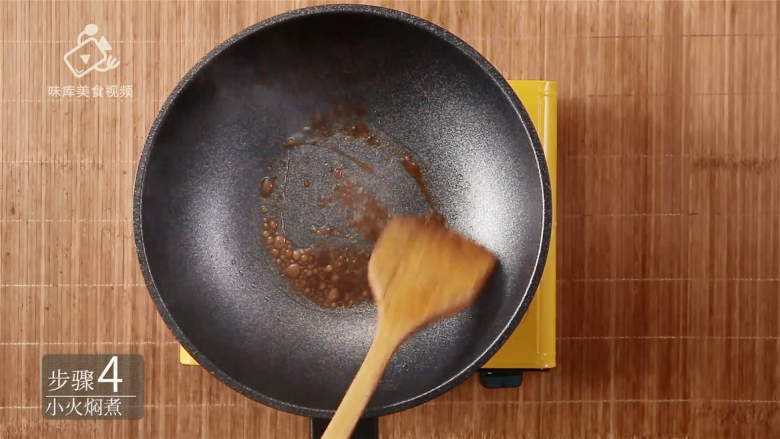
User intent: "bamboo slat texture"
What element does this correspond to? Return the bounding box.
[1,1,779,438]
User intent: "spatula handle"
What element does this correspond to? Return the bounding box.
[321,324,400,439]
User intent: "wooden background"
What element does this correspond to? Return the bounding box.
[1,0,779,438]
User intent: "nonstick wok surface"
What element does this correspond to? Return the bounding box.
[134,5,551,418]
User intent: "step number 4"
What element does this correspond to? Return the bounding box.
[98,356,123,392]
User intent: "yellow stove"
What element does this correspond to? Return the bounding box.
[179,79,558,388]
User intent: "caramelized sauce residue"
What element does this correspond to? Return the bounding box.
[329,147,374,174]
[260,103,444,309]
[260,177,275,198]
[333,181,391,243]
[311,225,341,236]
[402,151,434,206]
[316,181,393,243]
[262,217,371,308]
[332,164,346,179]
[284,105,377,174]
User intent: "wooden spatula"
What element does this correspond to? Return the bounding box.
[321,215,497,439]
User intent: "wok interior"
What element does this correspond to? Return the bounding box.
[139,8,546,417]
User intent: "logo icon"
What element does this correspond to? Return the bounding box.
[63,24,120,78]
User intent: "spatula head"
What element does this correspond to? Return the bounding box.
[367,216,497,335]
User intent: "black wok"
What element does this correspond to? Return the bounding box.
[134,4,551,437]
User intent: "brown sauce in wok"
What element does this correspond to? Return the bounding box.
[260,105,441,309]
[261,218,371,308]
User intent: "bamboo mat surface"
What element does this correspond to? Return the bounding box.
[1,0,779,438]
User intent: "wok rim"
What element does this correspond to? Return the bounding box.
[132,3,552,419]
